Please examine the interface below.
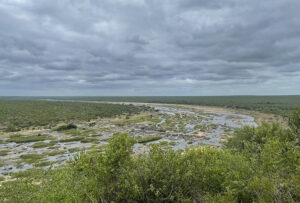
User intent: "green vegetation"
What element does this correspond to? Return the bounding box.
[20,154,45,164]
[226,115,244,119]
[10,169,46,179]
[81,137,99,143]
[68,147,81,153]
[32,141,57,148]
[149,141,176,148]
[59,137,84,142]
[158,113,198,132]
[62,128,96,137]
[194,124,206,131]
[0,162,4,167]
[135,135,163,143]
[34,161,55,167]
[113,113,160,126]
[56,123,77,131]
[43,150,65,156]
[0,100,149,131]
[0,104,299,202]
[68,96,300,117]
[208,123,218,130]
[7,134,53,143]
[0,176,4,181]
[0,150,9,156]
[5,124,18,132]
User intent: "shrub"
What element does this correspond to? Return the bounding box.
[289,107,300,136]
[56,124,77,131]
[135,135,163,143]
[0,108,300,202]
[0,150,10,156]
[5,124,18,132]
[32,141,57,148]
[8,134,53,143]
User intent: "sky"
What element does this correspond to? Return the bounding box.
[0,0,300,96]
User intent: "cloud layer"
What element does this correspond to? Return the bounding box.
[0,0,299,96]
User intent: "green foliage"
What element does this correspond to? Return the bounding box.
[289,107,300,136]
[64,95,300,117]
[0,100,149,130]
[34,161,54,167]
[31,141,57,148]
[224,109,300,202]
[5,124,18,132]
[0,150,10,156]
[20,154,45,164]
[43,150,65,156]
[59,137,83,142]
[68,147,81,153]
[0,109,299,202]
[56,123,77,131]
[8,134,53,143]
[135,135,163,143]
[80,137,98,143]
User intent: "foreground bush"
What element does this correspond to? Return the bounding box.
[0,109,300,202]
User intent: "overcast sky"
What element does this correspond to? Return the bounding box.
[0,0,299,96]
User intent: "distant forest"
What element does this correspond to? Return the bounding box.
[16,95,300,117]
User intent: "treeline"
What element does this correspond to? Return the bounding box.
[0,100,149,131]
[0,108,299,202]
[57,95,300,117]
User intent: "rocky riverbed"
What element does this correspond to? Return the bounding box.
[0,103,257,176]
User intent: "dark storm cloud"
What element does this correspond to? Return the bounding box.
[0,0,299,96]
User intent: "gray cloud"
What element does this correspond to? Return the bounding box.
[0,0,299,96]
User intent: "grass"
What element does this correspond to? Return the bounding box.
[81,137,98,143]
[149,141,176,148]
[0,176,4,181]
[0,162,4,167]
[208,124,218,130]
[44,150,65,156]
[68,147,81,153]
[62,129,80,136]
[194,124,206,131]
[11,168,46,179]
[89,145,107,152]
[63,129,96,137]
[59,137,84,142]
[48,146,59,150]
[0,150,10,156]
[34,161,56,167]
[20,154,45,164]
[56,124,77,131]
[8,134,53,143]
[32,141,57,148]
[226,115,244,119]
[135,136,163,144]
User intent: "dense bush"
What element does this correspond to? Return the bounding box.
[0,109,299,202]
[0,100,149,130]
[61,95,300,117]
[56,123,77,131]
